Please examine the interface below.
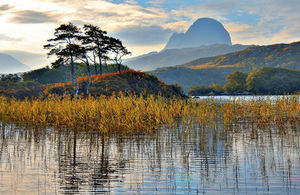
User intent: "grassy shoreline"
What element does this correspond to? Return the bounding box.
[0,94,299,133]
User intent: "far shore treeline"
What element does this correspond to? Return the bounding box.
[1,65,300,98]
[189,67,300,96]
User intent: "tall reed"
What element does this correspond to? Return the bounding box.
[0,95,299,133]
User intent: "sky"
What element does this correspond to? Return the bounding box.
[0,0,299,69]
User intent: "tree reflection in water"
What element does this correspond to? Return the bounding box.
[0,121,299,194]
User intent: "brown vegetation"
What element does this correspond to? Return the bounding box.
[0,95,298,133]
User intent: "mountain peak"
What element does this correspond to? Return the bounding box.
[191,18,220,25]
[164,18,232,50]
[0,53,31,74]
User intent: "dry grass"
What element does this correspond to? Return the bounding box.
[220,96,300,129]
[0,95,299,133]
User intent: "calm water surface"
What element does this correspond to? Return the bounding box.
[195,95,299,102]
[1,120,300,194]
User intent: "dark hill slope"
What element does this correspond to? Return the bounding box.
[247,67,300,94]
[22,64,129,84]
[126,44,250,71]
[1,69,185,99]
[152,41,300,92]
[184,41,300,69]
[46,70,186,98]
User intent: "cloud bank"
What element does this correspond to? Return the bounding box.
[0,0,299,68]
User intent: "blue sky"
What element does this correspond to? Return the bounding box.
[0,0,299,68]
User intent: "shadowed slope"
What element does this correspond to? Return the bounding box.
[152,41,300,92]
[46,70,186,98]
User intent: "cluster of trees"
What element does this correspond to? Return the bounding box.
[224,71,248,93]
[44,23,131,95]
[22,64,129,85]
[246,67,300,94]
[1,74,22,82]
[22,66,66,84]
[188,71,250,96]
[189,67,300,96]
[0,73,40,92]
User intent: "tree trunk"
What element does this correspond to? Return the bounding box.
[84,55,92,96]
[116,60,121,73]
[115,55,121,73]
[68,37,76,89]
[98,52,103,75]
[70,54,75,88]
[104,59,108,72]
[93,52,98,75]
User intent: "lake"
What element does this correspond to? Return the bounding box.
[194,95,299,102]
[1,120,300,194]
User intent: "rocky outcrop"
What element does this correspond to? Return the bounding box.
[164,18,232,49]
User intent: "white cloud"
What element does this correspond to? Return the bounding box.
[237,0,300,44]
[112,25,173,46]
[170,0,239,22]
[9,10,62,23]
[0,33,23,41]
[146,0,166,7]
[124,0,138,5]
[0,0,299,69]
[163,21,189,32]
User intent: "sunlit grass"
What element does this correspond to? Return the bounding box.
[220,96,300,129]
[0,95,299,133]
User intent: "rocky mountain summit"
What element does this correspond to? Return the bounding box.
[164,18,232,49]
[125,18,236,70]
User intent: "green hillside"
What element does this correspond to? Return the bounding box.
[22,64,129,84]
[0,68,185,99]
[246,67,300,94]
[46,70,185,98]
[152,41,300,92]
[189,67,300,95]
[126,44,250,71]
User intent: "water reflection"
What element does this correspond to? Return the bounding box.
[0,121,300,194]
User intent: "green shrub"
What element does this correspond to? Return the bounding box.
[246,67,300,94]
[225,71,248,93]
[188,83,224,96]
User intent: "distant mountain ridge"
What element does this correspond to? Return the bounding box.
[1,50,49,70]
[183,41,300,69]
[126,44,251,71]
[164,18,232,50]
[125,18,241,71]
[0,53,31,74]
[152,41,300,92]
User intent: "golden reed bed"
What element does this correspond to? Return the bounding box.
[0,94,299,133]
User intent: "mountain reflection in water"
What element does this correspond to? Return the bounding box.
[0,121,299,194]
